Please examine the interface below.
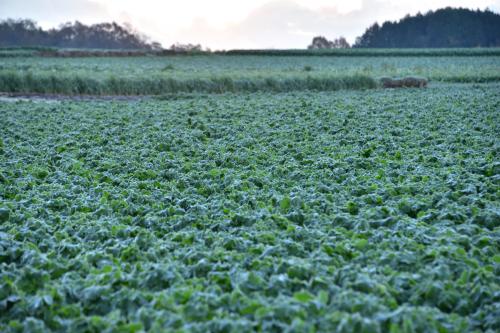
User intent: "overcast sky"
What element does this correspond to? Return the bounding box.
[1,0,499,49]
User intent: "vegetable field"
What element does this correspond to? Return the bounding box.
[1,54,500,95]
[0,53,499,333]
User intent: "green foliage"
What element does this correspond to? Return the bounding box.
[0,69,499,332]
[0,208,9,222]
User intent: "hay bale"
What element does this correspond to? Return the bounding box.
[380,77,428,88]
[401,77,428,88]
[380,77,401,88]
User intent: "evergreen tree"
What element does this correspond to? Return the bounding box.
[354,7,500,48]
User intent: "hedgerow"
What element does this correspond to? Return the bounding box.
[0,72,377,94]
[1,47,500,58]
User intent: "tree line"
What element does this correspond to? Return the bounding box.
[312,7,500,49]
[0,19,161,49]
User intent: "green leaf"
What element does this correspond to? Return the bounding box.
[280,196,291,211]
[0,208,10,222]
[354,239,368,250]
[293,291,314,303]
[492,255,500,264]
[346,201,359,215]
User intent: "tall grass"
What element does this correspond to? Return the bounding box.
[0,72,378,95]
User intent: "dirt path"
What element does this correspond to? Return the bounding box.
[0,92,151,102]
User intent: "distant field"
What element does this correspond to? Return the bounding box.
[1,54,499,94]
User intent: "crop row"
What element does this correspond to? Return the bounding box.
[2,72,499,96]
[0,72,378,95]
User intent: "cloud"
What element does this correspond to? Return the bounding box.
[174,0,393,49]
[0,0,109,27]
[172,0,500,49]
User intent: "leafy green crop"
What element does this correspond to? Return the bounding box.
[0,84,499,332]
